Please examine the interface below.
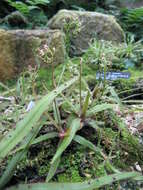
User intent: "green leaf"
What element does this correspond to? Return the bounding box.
[134,175,143,181]
[0,151,26,190]
[0,121,43,189]
[31,132,59,145]
[28,5,40,11]
[109,86,122,106]
[81,91,90,118]
[51,118,81,164]
[16,78,21,97]
[74,135,101,153]
[0,76,78,160]
[15,132,59,152]
[88,120,99,130]
[46,157,61,182]
[87,104,115,117]
[53,100,62,126]
[28,0,50,5]
[0,82,9,91]
[7,172,140,190]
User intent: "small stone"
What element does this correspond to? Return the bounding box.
[135,163,142,172]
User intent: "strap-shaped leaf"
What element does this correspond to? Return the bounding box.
[87,104,115,117]
[46,156,61,182]
[0,151,26,190]
[0,120,43,189]
[0,76,78,160]
[81,91,90,118]
[51,118,81,164]
[74,135,101,153]
[15,132,59,153]
[7,172,140,190]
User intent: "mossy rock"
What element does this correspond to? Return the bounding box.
[0,29,65,80]
[48,9,125,56]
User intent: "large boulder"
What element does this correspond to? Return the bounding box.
[0,29,65,80]
[48,9,125,56]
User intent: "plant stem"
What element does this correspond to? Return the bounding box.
[80,58,82,116]
[51,49,62,131]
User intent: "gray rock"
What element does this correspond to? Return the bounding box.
[48,9,125,56]
[0,29,65,80]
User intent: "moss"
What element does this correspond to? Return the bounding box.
[102,128,117,143]
[4,54,142,97]
[58,166,82,182]
[38,164,50,176]
[121,130,143,165]
[0,55,95,94]
[58,173,70,182]
[37,57,95,91]
[94,164,107,177]
[93,109,143,171]
[112,129,143,170]
[112,68,143,94]
[13,141,109,183]
[5,117,142,188]
[98,125,143,170]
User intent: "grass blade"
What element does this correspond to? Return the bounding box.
[88,120,99,130]
[7,172,140,190]
[53,100,62,128]
[87,104,115,117]
[51,118,81,164]
[81,91,90,118]
[109,86,122,105]
[46,157,61,182]
[31,132,59,145]
[74,135,101,153]
[0,76,78,160]
[0,82,9,91]
[15,132,59,152]
[0,120,44,189]
[0,151,26,190]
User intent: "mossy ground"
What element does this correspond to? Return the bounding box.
[8,118,143,188]
[1,56,142,94]
[1,57,143,189]
[37,57,95,91]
